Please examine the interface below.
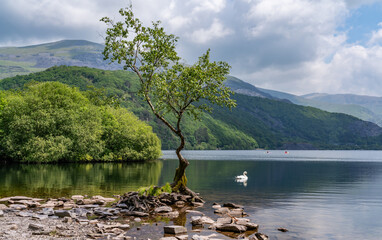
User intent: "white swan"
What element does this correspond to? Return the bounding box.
[235,171,248,181]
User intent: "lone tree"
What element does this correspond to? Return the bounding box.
[101,6,236,192]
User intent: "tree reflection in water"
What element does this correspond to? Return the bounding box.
[0,161,163,198]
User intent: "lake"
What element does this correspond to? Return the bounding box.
[1,150,382,239]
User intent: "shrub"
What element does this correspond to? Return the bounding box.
[0,82,161,162]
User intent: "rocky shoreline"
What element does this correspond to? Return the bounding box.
[0,193,270,240]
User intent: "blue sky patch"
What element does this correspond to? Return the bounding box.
[341,3,382,45]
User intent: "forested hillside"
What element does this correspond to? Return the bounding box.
[2,66,382,149]
[0,66,258,150]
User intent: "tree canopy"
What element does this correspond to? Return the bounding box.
[0,81,161,163]
[101,6,236,190]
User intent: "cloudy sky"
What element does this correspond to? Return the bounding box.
[1,0,382,96]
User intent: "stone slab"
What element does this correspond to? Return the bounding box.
[164,225,187,234]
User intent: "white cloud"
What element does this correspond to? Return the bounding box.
[2,0,382,96]
[189,18,233,44]
[190,0,226,13]
[5,0,111,27]
[368,23,382,45]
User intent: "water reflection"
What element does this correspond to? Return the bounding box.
[158,158,382,239]
[0,161,163,198]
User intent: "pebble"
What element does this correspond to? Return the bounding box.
[10,224,18,230]
[28,223,45,231]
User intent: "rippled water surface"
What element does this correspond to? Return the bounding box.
[2,150,382,239]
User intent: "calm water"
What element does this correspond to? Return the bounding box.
[1,150,382,239]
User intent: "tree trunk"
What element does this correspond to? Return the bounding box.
[172,132,189,191]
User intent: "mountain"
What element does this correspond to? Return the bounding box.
[302,93,382,114]
[224,76,276,99]
[257,88,382,126]
[0,40,122,79]
[2,66,382,150]
[225,78,382,126]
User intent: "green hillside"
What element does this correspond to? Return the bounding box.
[0,40,122,79]
[2,66,382,150]
[209,94,382,149]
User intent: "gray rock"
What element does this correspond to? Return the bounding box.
[159,237,178,240]
[55,224,67,230]
[63,202,76,209]
[0,204,7,210]
[214,207,230,214]
[216,223,247,233]
[191,216,215,226]
[80,204,99,209]
[191,202,204,208]
[32,214,49,220]
[71,195,84,201]
[55,210,76,218]
[9,204,27,210]
[31,198,44,202]
[116,203,128,209]
[94,209,113,217]
[0,210,3,217]
[117,224,130,230]
[164,225,187,234]
[0,197,11,203]
[28,223,45,231]
[72,207,90,217]
[39,207,54,216]
[10,196,32,201]
[230,208,244,217]
[16,211,33,217]
[176,235,188,240]
[40,201,56,208]
[15,200,40,208]
[237,221,258,230]
[155,206,173,213]
[250,233,269,240]
[216,217,232,224]
[222,202,243,209]
[92,195,115,203]
[121,210,149,217]
[192,234,219,240]
[134,217,141,222]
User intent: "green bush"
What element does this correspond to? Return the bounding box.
[137,183,172,197]
[0,82,161,162]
